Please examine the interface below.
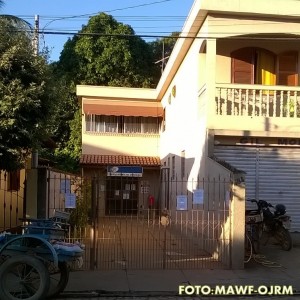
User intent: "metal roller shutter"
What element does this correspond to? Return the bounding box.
[214,146,257,200]
[214,145,300,232]
[258,148,300,232]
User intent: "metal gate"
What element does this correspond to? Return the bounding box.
[64,176,233,270]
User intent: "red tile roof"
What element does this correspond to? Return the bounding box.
[80,154,161,167]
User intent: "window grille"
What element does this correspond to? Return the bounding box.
[85,115,161,134]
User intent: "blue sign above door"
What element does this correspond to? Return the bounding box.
[107,166,143,177]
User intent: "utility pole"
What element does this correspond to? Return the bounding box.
[33,15,39,56]
[161,41,165,74]
[154,41,170,74]
[31,14,39,168]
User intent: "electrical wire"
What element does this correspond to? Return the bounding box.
[39,0,175,30]
[244,233,282,268]
[28,31,300,41]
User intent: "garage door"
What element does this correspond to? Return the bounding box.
[215,146,300,232]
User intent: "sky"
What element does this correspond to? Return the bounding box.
[2,0,195,62]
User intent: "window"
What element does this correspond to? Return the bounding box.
[231,48,298,86]
[277,51,298,86]
[86,115,120,132]
[8,170,20,191]
[231,48,276,85]
[141,117,160,134]
[85,115,161,134]
[124,116,140,133]
[231,47,254,84]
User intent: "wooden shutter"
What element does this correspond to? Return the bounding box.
[277,51,298,86]
[231,48,254,84]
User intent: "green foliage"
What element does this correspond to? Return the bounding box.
[49,14,179,173]
[50,13,162,172]
[149,32,179,75]
[0,1,32,33]
[53,110,82,173]
[57,13,156,88]
[0,20,55,170]
[68,178,91,229]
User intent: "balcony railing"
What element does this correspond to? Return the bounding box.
[215,84,300,118]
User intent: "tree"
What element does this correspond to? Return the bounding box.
[57,13,156,87]
[50,15,180,173]
[49,13,160,172]
[0,19,55,171]
[0,0,32,32]
[52,109,82,173]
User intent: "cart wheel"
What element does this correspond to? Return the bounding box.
[47,261,69,299]
[0,255,50,300]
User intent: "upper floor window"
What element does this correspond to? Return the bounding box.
[85,115,161,134]
[277,51,298,86]
[231,48,298,86]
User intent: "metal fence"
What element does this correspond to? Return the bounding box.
[0,167,234,270]
[61,176,232,270]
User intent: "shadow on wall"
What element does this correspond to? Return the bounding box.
[159,151,245,269]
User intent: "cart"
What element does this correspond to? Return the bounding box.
[0,211,84,300]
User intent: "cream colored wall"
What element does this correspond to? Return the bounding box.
[205,15,300,135]
[206,158,232,179]
[207,14,300,38]
[210,15,300,84]
[82,133,160,156]
[200,0,300,19]
[210,115,300,135]
[159,35,209,184]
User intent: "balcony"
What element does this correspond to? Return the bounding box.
[211,84,300,134]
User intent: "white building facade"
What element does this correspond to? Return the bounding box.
[78,0,300,231]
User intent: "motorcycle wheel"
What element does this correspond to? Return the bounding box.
[251,225,261,254]
[274,226,292,251]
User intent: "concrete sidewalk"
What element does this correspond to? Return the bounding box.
[59,233,300,298]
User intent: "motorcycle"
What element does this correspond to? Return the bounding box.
[246,199,292,251]
[245,201,264,254]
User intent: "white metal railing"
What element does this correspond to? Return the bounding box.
[215,84,300,118]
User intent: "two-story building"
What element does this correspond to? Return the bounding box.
[78,0,300,231]
[78,87,163,215]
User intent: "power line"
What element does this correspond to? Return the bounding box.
[30,30,300,40]
[40,0,175,30]
[15,15,187,22]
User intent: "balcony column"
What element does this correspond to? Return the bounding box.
[206,38,217,123]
